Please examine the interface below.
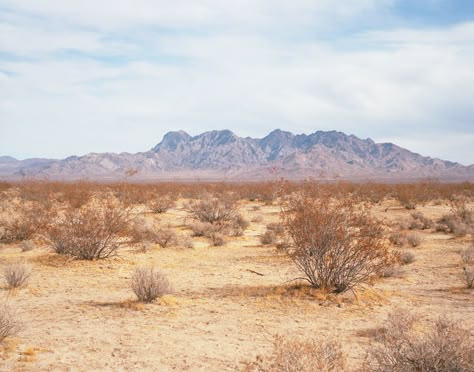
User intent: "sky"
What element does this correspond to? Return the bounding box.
[1,1,474,165]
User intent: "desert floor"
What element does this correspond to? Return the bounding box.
[0,199,473,371]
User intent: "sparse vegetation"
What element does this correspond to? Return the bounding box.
[462,266,474,289]
[209,232,226,246]
[147,194,177,213]
[408,211,433,230]
[398,251,415,265]
[20,241,35,252]
[437,197,474,237]
[244,335,345,372]
[0,200,53,243]
[366,310,474,371]
[45,200,133,260]
[154,228,178,248]
[406,233,423,247]
[3,262,32,289]
[0,180,472,369]
[389,231,407,247]
[131,266,172,303]
[281,188,393,293]
[460,242,474,263]
[0,302,22,343]
[185,192,239,225]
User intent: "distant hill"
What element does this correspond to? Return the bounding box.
[1,129,473,181]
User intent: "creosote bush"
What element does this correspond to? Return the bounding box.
[408,211,434,230]
[209,232,226,246]
[0,302,22,343]
[147,194,176,213]
[366,309,474,371]
[3,262,32,289]
[460,241,474,265]
[131,266,172,303]
[437,197,474,237]
[154,227,179,248]
[244,335,345,372]
[260,223,286,246]
[0,200,54,243]
[281,190,393,293]
[20,241,35,252]
[463,266,474,289]
[460,242,474,289]
[189,221,218,237]
[388,231,407,247]
[398,251,415,265]
[185,192,239,225]
[406,233,423,247]
[45,200,132,260]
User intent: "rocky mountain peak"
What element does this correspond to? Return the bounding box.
[153,130,191,151]
[1,129,473,181]
[195,130,238,146]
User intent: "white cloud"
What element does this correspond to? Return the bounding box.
[1,2,473,165]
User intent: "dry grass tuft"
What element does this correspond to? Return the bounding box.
[3,262,32,289]
[406,233,423,247]
[365,309,474,371]
[0,302,22,343]
[131,266,172,303]
[243,335,345,372]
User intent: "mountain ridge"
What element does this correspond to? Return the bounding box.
[1,129,473,181]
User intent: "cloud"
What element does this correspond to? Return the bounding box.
[1,1,474,165]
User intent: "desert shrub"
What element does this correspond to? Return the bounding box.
[127,216,159,245]
[450,196,473,221]
[408,211,434,230]
[232,214,250,232]
[147,194,176,214]
[0,201,54,243]
[3,262,32,289]
[59,182,93,208]
[185,193,239,225]
[17,181,53,206]
[244,335,345,372]
[460,242,474,289]
[388,231,407,247]
[462,266,474,289]
[0,302,22,343]
[131,266,172,303]
[406,233,423,247]
[209,232,226,246]
[45,201,132,260]
[188,210,246,239]
[380,264,404,278]
[281,189,393,293]
[20,241,34,252]
[436,215,472,237]
[260,223,286,246]
[178,234,194,249]
[154,228,178,248]
[460,242,474,265]
[190,221,218,237]
[260,230,277,245]
[366,310,474,371]
[396,187,417,210]
[398,251,415,265]
[437,197,474,237]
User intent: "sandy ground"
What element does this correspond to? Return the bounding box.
[0,200,473,371]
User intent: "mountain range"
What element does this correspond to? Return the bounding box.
[1,129,473,181]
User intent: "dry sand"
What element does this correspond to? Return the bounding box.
[0,200,473,371]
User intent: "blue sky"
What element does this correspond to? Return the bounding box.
[1,1,474,165]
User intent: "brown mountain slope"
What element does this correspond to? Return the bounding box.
[1,129,473,181]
